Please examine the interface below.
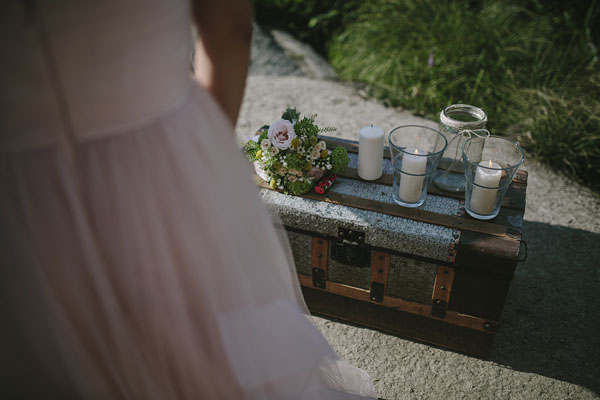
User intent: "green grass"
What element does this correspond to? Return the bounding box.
[254,0,600,190]
[509,72,600,182]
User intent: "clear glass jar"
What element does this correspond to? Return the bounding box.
[388,125,447,208]
[433,104,487,192]
[462,135,525,219]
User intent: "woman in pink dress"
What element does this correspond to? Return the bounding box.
[0,0,376,398]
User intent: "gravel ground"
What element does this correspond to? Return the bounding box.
[237,26,600,400]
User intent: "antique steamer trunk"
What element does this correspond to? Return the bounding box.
[259,136,527,357]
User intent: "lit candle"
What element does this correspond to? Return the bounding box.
[358,125,385,180]
[398,148,427,203]
[469,159,501,215]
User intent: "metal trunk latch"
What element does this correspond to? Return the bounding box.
[431,299,448,319]
[331,227,370,268]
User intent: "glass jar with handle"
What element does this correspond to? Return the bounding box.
[433,104,488,192]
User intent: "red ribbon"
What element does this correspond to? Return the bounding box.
[314,174,337,194]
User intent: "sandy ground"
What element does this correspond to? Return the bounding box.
[236,26,600,399]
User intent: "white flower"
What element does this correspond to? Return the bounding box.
[283,162,288,167]
[261,139,271,150]
[270,146,280,156]
[310,148,320,160]
[318,141,327,150]
[268,119,296,150]
[288,175,298,182]
[308,167,324,180]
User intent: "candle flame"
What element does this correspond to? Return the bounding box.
[415,148,419,155]
[488,159,493,168]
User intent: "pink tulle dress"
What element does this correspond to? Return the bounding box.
[0,0,376,398]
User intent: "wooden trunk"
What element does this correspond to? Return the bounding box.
[259,136,527,357]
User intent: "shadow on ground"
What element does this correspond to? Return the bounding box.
[490,220,600,394]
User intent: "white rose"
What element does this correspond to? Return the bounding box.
[261,138,271,150]
[310,148,320,160]
[308,167,324,180]
[288,175,298,182]
[270,146,280,156]
[318,141,327,150]
[268,119,296,150]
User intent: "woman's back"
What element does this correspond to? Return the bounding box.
[0,1,376,398]
[0,0,191,151]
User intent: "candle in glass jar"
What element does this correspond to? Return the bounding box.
[398,148,427,203]
[469,159,501,215]
[358,125,384,180]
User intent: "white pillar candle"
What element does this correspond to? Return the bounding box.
[470,159,502,215]
[358,125,385,180]
[398,148,427,203]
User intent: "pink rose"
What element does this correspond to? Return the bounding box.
[268,119,296,150]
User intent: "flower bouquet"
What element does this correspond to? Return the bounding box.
[243,108,349,195]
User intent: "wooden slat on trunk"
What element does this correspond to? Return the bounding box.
[432,266,455,306]
[455,230,520,277]
[369,251,391,302]
[297,274,497,334]
[301,285,496,357]
[311,237,329,289]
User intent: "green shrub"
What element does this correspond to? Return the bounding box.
[253,0,361,55]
